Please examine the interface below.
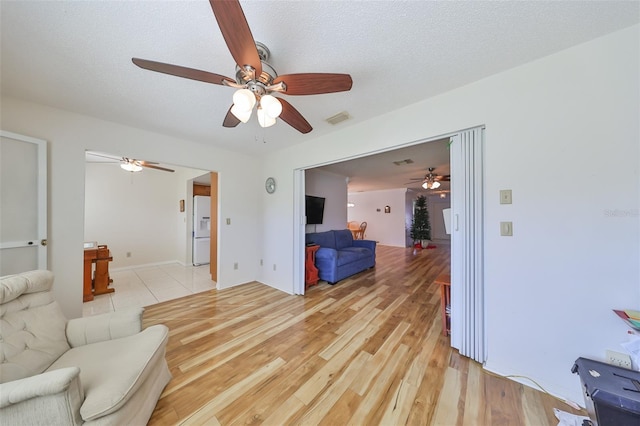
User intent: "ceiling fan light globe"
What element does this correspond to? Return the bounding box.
[232,88,256,112]
[260,95,282,118]
[431,181,441,189]
[121,162,142,172]
[257,107,276,128]
[421,181,428,189]
[230,104,252,123]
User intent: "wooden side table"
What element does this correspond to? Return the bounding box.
[83,248,96,302]
[83,244,114,302]
[305,245,320,289]
[93,245,114,296]
[434,273,451,336]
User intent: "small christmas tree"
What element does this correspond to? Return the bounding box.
[410,195,431,243]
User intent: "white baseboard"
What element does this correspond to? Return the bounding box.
[110,260,186,273]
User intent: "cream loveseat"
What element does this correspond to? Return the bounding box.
[0,270,171,425]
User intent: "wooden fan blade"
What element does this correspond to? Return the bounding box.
[137,160,159,166]
[209,0,262,77]
[273,73,353,95]
[86,152,121,161]
[223,105,241,127]
[140,164,175,173]
[436,175,451,181]
[278,99,312,134]
[132,58,234,85]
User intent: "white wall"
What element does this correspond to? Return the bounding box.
[85,163,179,268]
[348,188,408,246]
[0,98,262,318]
[304,169,347,233]
[426,193,451,242]
[261,25,640,403]
[84,163,209,268]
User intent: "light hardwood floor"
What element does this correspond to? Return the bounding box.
[144,244,585,425]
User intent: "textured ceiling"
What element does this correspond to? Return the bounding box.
[2,1,638,159]
[316,138,452,193]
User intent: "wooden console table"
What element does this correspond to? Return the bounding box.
[83,245,114,302]
[434,273,451,336]
[305,245,320,289]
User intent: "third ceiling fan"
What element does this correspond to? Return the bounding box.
[407,167,450,189]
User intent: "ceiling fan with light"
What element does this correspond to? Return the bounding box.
[119,158,174,173]
[86,152,175,173]
[407,167,450,189]
[131,0,353,134]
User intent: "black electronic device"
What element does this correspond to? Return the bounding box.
[572,357,640,426]
[305,195,325,225]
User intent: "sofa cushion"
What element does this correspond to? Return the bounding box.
[334,229,355,250]
[0,270,54,304]
[306,231,336,249]
[337,247,372,266]
[0,300,70,384]
[47,324,169,421]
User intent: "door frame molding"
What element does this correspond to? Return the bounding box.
[293,127,486,323]
[0,130,48,271]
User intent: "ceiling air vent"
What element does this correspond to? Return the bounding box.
[393,159,414,166]
[325,111,351,125]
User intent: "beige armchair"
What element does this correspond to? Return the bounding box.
[0,270,171,425]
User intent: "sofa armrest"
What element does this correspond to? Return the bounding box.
[0,367,81,408]
[0,367,84,425]
[353,239,376,252]
[315,247,338,261]
[66,307,143,347]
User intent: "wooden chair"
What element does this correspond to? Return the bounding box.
[357,221,367,239]
[347,221,360,239]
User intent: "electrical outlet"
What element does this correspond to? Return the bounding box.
[233,262,238,270]
[273,264,276,271]
[126,252,131,258]
[606,350,632,369]
[260,259,263,266]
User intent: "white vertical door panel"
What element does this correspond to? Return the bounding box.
[0,131,47,275]
[449,127,485,363]
[293,169,305,295]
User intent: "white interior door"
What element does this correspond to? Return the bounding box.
[0,131,47,275]
[294,169,305,295]
[449,127,485,363]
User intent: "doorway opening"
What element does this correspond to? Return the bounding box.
[294,127,485,362]
[83,151,219,310]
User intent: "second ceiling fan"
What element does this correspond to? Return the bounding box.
[87,152,175,173]
[407,167,450,189]
[132,0,353,134]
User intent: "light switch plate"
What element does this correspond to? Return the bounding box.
[500,221,513,236]
[500,190,512,204]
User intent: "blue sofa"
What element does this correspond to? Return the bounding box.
[305,229,376,284]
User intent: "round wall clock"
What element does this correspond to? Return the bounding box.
[265,177,276,194]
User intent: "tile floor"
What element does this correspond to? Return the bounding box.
[82,263,216,317]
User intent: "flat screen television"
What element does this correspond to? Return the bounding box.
[305,195,325,225]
